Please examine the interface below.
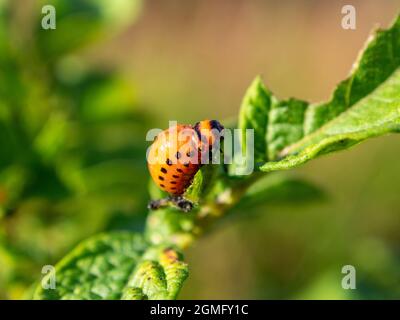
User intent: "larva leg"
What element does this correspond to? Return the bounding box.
[170,196,194,213]
[148,196,193,212]
[147,198,170,210]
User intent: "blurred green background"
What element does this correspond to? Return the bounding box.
[1,0,400,299]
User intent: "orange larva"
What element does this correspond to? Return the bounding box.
[147,120,224,211]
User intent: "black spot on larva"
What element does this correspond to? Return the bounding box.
[184,163,189,167]
[171,187,177,190]
[158,176,164,181]
[170,181,177,185]
[186,150,194,157]
[176,152,181,159]
[160,184,165,188]
[161,167,167,174]
[166,158,172,166]
[172,175,179,179]
[210,120,224,132]
[177,168,183,173]
[193,122,201,139]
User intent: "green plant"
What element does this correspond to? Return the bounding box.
[0,0,146,298]
[33,15,400,300]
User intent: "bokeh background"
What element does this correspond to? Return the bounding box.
[0,0,400,299]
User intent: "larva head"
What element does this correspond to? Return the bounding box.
[194,120,224,162]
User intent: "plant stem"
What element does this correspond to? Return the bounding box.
[145,169,263,250]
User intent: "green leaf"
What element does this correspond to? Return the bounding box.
[304,16,400,134]
[239,76,271,163]
[122,247,188,300]
[261,66,400,172]
[184,165,218,203]
[266,98,309,160]
[238,15,400,173]
[33,232,188,300]
[238,76,309,162]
